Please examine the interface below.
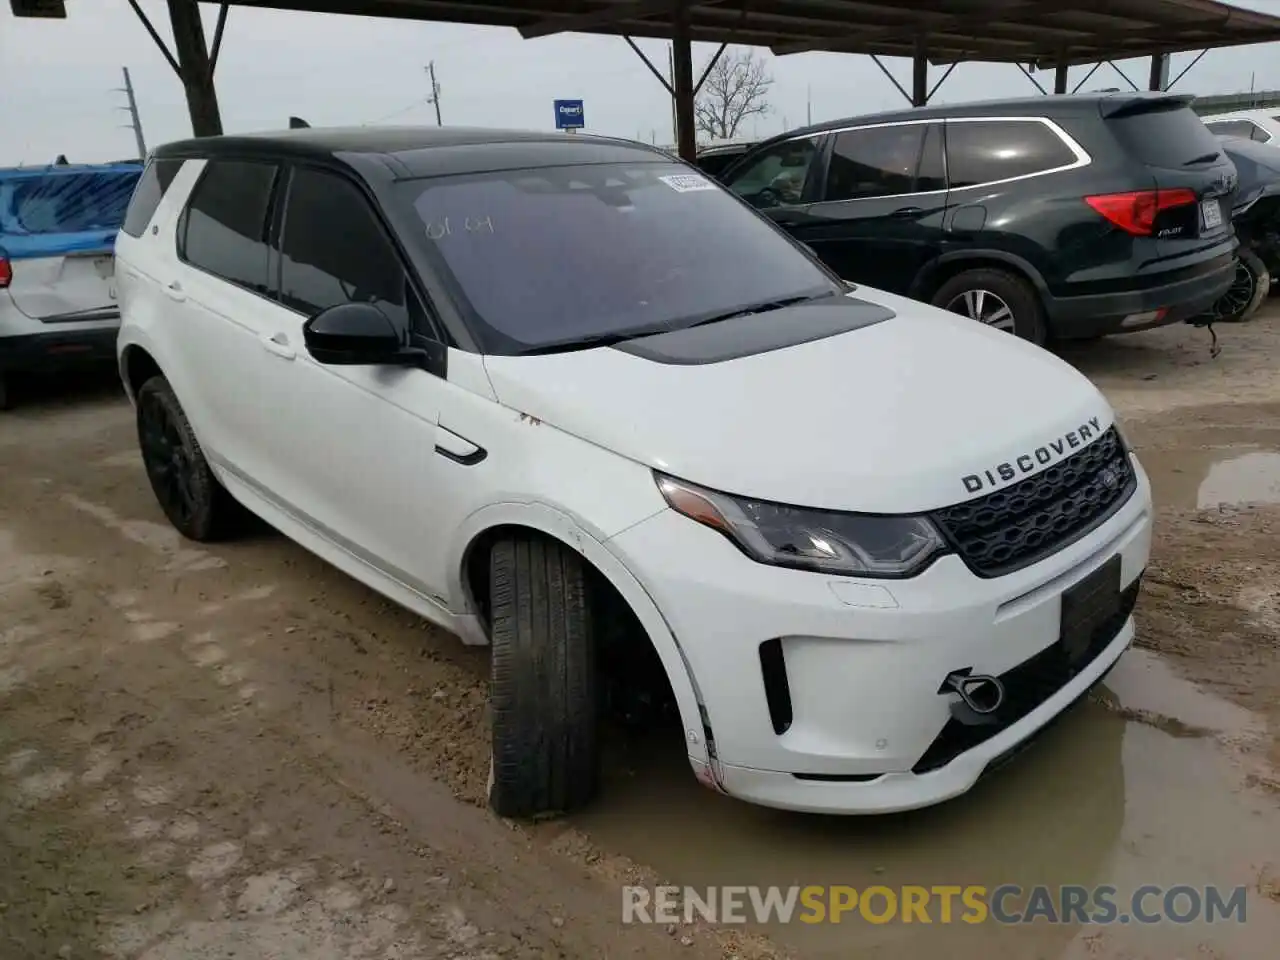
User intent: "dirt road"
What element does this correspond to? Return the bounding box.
[2,305,1279,960]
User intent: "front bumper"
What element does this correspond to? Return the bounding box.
[607,456,1152,815]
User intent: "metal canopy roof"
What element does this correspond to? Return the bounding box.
[217,0,1280,68]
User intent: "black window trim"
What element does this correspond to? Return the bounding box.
[175,156,283,302]
[753,115,1090,205]
[272,159,450,348]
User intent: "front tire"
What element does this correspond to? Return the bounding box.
[487,534,599,818]
[135,376,240,542]
[931,268,1047,345]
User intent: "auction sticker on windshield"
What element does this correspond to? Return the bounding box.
[659,173,718,193]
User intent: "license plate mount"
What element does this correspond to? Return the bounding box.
[1201,198,1223,231]
[1060,555,1122,668]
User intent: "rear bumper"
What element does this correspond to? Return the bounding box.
[0,327,119,374]
[1044,251,1236,339]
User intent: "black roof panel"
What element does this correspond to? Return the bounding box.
[152,125,674,177]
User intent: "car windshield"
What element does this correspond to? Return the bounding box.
[399,161,840,354]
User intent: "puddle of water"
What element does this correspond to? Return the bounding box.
[1140,444,1280,510]
[572,650,1280,959]
[1102,647,1266,741]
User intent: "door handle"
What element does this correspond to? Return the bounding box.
[889,206,923,218]
[164,280,186,302]
[259,332,296,360]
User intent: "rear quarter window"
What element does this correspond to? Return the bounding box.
[945,120,1077,188]
[121,158,185,238]
[1107,104,1224,168]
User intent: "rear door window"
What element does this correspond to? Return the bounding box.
[1107,104,1224,168]
[822,124,929,201]
[121,158,184,238]
[945,120,1077,188]
[179,159,277,296]
[724,136,822,208]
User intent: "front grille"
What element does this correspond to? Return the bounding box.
[911,577,1140,775]
[930,427,1135,579]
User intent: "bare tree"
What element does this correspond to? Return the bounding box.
[693,48,773,141]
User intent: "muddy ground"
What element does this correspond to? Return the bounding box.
[2,303,1279,960]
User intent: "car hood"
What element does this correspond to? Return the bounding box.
[481,287,1115,514]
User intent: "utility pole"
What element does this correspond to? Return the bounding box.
[116,66,148,160]
[667,43,677,145]
[807,85,813,125]
[426,62,442,125]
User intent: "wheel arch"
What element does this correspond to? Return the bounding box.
[450,501,713,772]
[910,249,1051,304]
[119,340,163,404]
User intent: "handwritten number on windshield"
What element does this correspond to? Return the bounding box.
[425,216,495,240]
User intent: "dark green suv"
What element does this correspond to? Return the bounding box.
[721,92,1239,345]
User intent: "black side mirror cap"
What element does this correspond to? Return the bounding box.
[303,302,412,366]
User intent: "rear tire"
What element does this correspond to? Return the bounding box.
[1213,248,1264,323]
[931,268,1047,345]
[487,534,599,819]
[135,376,241,542]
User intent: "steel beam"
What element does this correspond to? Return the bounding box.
[671,1,697,161]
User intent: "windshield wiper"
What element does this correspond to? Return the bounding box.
[681,291,837,329]
[515,291,838,356]
[516,327,671,356]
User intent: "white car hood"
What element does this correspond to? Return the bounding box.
[481,287,1114,514]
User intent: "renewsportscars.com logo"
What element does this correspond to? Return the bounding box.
[622,884,1250,926]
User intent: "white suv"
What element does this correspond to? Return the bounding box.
[114,127,1153,818]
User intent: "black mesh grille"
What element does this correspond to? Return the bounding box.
[912,577,1140,775]
[930,427,1136,579]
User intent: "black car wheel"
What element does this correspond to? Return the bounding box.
[135,376,241,542]
[487,533,599,819]
[1211,247,1270,322]
[932,268,1047,345]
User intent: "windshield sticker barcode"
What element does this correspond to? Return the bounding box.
[658,174,717,193]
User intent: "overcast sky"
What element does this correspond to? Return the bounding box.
[3,0,1280,165]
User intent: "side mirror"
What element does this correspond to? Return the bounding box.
[303,302,407,366]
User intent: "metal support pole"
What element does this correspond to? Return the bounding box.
[1054,63,1068,94]
[671,2,697,161]
[121,66,147,159]
[166,0,222,137]
[912,35,928,106]
[1148,53,1170,91]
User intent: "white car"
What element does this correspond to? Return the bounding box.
[1201,108,1280,144]
[0,161,143,409]
[114,127,1153,818]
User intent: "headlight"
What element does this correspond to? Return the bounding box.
[654,473,948,578]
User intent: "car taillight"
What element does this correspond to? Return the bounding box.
[1084,188,1198,236]
[0,255,10,289]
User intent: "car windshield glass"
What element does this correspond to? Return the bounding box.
[398,161,840,353]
